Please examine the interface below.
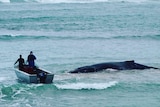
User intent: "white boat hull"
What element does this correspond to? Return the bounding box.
[15,67,54,84]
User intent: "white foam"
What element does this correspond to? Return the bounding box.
[55,81,118,90]
[31,0,153,3]
[0,0,10,3]
[114,0,148,3]
[0,77,8,82]
[0,0,155,3]
[35,0,109,3]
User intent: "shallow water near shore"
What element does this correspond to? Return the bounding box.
[0,0,160,107]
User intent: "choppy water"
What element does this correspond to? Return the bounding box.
[0,0,160,107]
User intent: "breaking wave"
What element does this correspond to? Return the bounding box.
[0,34,160,41]
[0,0,159,3]
[54,81,118,90]
[0,34,48,41]
[112,34,160,40]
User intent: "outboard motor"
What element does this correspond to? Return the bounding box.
[36,68,47,83]
[38,72,47,83]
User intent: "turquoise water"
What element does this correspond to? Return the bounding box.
[0,0,160,107]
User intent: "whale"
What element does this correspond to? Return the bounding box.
[69,60,159,73]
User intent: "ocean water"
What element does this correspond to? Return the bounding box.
[0,0,160,107]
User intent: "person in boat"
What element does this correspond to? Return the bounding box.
[14,55,25,70]
[27,51,36,67]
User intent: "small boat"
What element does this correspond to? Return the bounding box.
[14,65,54,83]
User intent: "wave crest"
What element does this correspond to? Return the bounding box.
[0,34,48,41]
[55,81,118,90]
[0,0,158,3]
[0,34,160,41]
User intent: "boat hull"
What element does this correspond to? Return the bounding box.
[15,67,54,84]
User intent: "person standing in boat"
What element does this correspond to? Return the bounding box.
[27,51,36,67]
[14,55,25,70]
